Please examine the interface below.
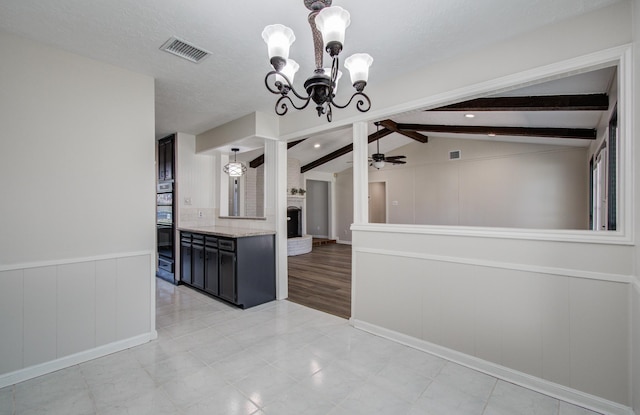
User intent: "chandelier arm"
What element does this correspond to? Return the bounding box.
[265,71,314,103]
[275,94,313,117]
[330,56,339,87]
[264,71,285,95]
[329,91,372,112]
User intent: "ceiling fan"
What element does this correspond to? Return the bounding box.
[370,122,407,169]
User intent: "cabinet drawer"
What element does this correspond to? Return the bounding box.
[180,232,192,243]
[218,239,235,251]
[205,236,218,248]
[192,234,205,245]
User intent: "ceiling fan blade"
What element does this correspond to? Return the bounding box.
[389,160,407,165]
[384,155,407,160]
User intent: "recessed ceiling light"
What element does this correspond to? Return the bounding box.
[314,144,321,148]
[488,133,496,137]
[465,113,475,118]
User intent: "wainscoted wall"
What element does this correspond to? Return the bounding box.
[0,32,155,386]
[0,252,155,387]
[351,228,632,413]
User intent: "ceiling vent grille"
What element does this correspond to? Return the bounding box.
[449,150,461,160]
[160,37,211,63]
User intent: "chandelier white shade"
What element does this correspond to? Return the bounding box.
[344,53,374,85]
[263,0,373,122]
[261,24,295,60]
[314,6,351,47]
[276,59,300,85]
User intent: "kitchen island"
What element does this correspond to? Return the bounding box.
[178,226,276,309]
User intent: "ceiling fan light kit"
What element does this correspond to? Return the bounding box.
[263,0,373,122]
[370,122,408,169]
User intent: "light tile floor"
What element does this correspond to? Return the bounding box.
[0,278,603,415]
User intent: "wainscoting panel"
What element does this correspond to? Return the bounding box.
[0,270,23,374]
[0,252,155,388]
[353,241,631,410]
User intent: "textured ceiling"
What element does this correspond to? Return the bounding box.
[0,0,622,141]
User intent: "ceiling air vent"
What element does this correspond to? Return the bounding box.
[160,37,211,63]
[449,150,461,160]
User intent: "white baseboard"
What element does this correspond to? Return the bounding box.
[337,240,352,245]
[351,319,632,415]
[0,331,156,389]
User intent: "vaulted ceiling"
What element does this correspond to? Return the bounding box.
[281,66,616,173]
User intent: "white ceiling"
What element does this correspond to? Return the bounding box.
[0,0,621,134]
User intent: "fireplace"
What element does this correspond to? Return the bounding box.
[287,206,302,238]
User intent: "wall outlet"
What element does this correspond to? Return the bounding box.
[198,210,203,218]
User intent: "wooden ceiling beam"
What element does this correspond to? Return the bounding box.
[396,124,597,140]
[432,94,609,112]
[300,128,394,173]
[249,138,306,168]
[378,119,429,143]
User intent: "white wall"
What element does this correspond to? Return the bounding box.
[0,32,156,386]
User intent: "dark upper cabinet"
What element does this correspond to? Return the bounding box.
[158,135,174,182]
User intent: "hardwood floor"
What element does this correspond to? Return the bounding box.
[287,243,352,319]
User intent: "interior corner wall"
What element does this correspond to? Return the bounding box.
[0,32,156,386]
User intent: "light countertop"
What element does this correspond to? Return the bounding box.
[178,225,276,238]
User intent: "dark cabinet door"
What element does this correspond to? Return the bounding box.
[219,250,236,303]
[158,136,174,182]
[158,140,166,181]
[204,246,219,296]
[164,140,174,181]
[180,237,192,285]
[192,243,205,290]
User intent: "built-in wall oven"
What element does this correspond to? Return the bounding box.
[157,182,175,277]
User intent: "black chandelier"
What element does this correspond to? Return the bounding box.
[262,0,373,122]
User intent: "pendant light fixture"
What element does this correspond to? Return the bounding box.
[223,148,247,177]
[262,0,373,122]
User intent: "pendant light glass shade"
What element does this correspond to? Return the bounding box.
[224,162,246,177]
[344,53,373,85]
[314,6,351,48]
[262,24,296,61]
[223,148,247,177]
[373,160,385,169]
